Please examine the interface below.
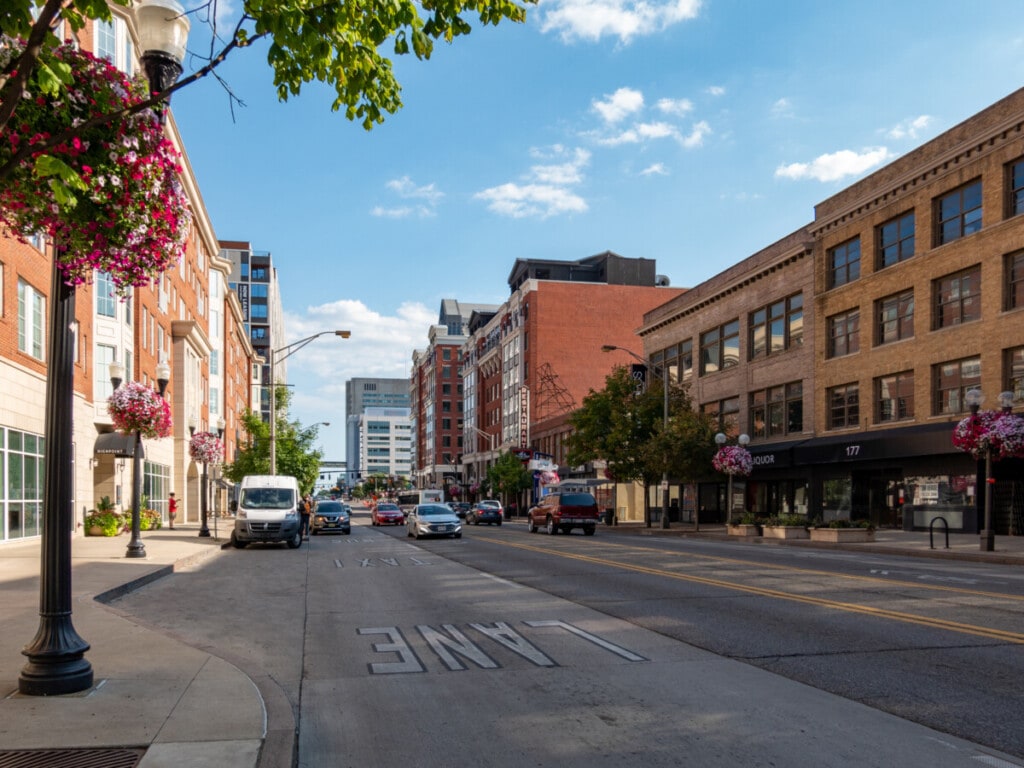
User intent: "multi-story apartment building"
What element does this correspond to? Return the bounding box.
[344,378,411,486]
[0,11,254,540]
[640,87,1024,533]
[220,241,284,422]
[458,252,684,506]
[411,300,498,490]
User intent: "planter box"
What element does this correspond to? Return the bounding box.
[810,527,875,543]
[728,524,761,537]
[762,525,808,540]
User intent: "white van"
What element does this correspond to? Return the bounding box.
[231,475,302,549]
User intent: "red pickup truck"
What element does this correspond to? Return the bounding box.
[527,492,600,536]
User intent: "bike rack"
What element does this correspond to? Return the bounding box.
[929,516,950,550]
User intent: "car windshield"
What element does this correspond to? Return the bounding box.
[378,504,399,511]
[240,488,295,510]
[317,502,346,514]
[417,504,451,516]
[561,493,597,506]
[480,500,500,507]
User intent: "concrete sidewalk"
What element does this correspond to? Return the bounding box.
[0,524,268,768]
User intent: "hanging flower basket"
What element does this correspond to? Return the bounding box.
[539,470,560,485]
[189,431,224,466]
[108,381,172,438]
[448,484,461,498]
[953,411,1024,460]
[0,39,190,294]
[713,445,753,477]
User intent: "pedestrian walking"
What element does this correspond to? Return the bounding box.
[300,494,312,540]
[168,492,177,530]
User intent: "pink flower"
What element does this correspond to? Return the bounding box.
[713,445,753,477]
[189,432,224,466]
[108,382,172,439]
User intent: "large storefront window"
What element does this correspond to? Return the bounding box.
[143,461,171,520]
[3,428,45,541]
[902,474,975,530]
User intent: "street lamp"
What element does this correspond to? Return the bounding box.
[715,432,751,523]
[108,360,170,558]
[602,345,671,529]
[269,330,350,475]
[188,416,211,538]
[966,389,1014,552]
[19,0,188,696]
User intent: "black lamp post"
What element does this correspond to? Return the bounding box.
[966,388,1015,552]
[18,0,188,696]
[715,431,751,524]
[189,418,211,538]
[109,361,170,558]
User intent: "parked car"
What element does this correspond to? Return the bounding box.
[467,500,503,526]
[372,502,404,526]
[527,492,600,536]
[406,503,462,539]
[311,500,351,535]
[449,501,471,519]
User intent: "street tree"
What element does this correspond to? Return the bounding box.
[566,366,717,525]
[0,0,534,183]
[222,386,324,495]
[487,451,532,512]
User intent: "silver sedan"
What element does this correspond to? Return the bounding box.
[405,503,462,539]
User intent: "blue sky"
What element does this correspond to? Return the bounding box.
[170,0,1024,461]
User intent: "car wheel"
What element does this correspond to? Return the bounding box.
[312,529,318,536]
[344,529,351,535]
[286,531,302,549]
[546,517,558,535]
[527,517,537,533]
[496,521,502,526]
[230,531,248,549]
[454,533,462,539]
[583,526,596,536]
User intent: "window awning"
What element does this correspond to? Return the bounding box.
[94,431,137,458]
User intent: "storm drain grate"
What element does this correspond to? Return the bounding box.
[0,747,145,768]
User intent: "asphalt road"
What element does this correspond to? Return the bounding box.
[114,507,1024,768]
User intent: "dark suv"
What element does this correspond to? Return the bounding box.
[527,492,600,536]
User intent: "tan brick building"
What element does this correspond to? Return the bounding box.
[639,87,1024,533]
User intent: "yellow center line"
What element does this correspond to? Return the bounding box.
[488,538,1024,645]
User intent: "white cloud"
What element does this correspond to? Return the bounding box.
[640,163,669,176]
[371,176,443,218]
[539,0,702,44]
[706,85,725,96]
[475,146,591,218]
[593,87,645,123]
[887,115,933,140]
[679,120,711,148]
[656,97,694,116]
[775,147,894,182]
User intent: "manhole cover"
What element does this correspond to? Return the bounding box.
[0,747,145,768]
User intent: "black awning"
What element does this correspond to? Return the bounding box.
[94,431,137,458]
[791,421,956,465]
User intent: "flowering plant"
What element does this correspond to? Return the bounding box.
[447,484,461,497]
[189,431,224,466]
[108,382,172,438]
[953,410,1024,460]
[713,445,753,477]
[469,482,480,494]
[0,38,190,294]
[539,470,560,485]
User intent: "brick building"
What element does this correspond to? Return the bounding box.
[639,87,1024,533]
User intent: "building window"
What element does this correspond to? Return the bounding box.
[17,279,45,360]
[749,293,803,360]
[701,396,740,433]
[1006,251,1024,311]
[699,320,740,375]
[1007,158,1024,218]
[827,383,859,429]
[828,237,860,288]
[826,309,859,358]
[1007,347,1024,404]
[875,371,915,423]
[442,348,451,361]
[96,271,116,317]
[936,180,982,245]
[877,211,915,269]
[934,266,981,329]
[96,344,117,402]
[749,382,802,438]
[3,429,46,540]
[933,356,981,415]
[876,290,914,345]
